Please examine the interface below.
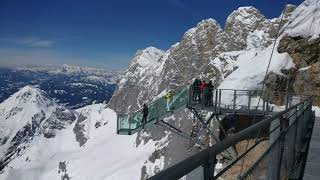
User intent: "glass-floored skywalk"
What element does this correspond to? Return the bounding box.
[117,87,281,135]
[117,87,189,135]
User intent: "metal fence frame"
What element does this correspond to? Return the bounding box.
[188,88,308,116]
[147,97,314,180]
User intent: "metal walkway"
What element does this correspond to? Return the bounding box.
[116,85,315,179]
[304,117,320,180]
[147,97,315,180]
[116,87,290,135]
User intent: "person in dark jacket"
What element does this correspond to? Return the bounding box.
[207,80,214,106]
[192,79,200,102]
[142,104,148,128]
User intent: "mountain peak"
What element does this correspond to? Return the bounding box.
[15,85,44,101]
[18,85,42,94]
[1,85,51,109]
[197,18,220,27]
[226,6,264,25]
[132,46,164,68]
[237,6,257,11]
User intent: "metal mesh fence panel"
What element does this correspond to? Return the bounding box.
[240,99,313,180]
[240,139,281,180]
[279,120,297,179]
[147,96,313,180]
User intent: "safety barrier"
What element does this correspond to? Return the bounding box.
[117,86,309,135]
[147,97,314,180]
[117,87,189,135]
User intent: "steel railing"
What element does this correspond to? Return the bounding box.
[147,96,314,180]
[188,88,309,115]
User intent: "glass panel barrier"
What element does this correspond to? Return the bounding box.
[118,115,130,130]
[171,87,188,110]
[147,102,158,122]
[117,87,189,134]
[130,111,143,130]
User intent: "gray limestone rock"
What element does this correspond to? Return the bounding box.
[108,5,296,179]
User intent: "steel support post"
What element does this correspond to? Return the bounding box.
[218,90,222,114]
[248,92,251,115]
[233,90,237,114]
[203,153,217,180]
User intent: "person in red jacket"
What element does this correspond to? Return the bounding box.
[200,80,208,90]
[200,80,208,106]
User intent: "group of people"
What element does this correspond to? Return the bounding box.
[141,79,215,129]
[192,79,214,106]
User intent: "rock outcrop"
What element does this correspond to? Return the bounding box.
[265,36,320,105]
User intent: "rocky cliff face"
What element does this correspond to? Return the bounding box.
[267,36,320,105]
[108,5,296,179]
[109,6,295,113]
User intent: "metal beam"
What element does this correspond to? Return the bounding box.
[158,120,206,149]
[190,108,219,143]
[205,113,215,125]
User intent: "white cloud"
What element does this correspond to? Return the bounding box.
[28,40,55,48]
[0,48,129,70]
[0,37,55,48]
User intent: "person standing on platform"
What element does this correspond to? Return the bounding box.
[165,91,173,112]
[200,80,209,106]
[142,104,148,129]
[192,79,199,101]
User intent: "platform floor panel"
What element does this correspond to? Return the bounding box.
[304,117,320,180]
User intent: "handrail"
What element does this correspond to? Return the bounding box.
[147,97,313,180]
[218,88,308,95]
[118,87,309,117]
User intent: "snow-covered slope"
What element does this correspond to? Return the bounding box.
[0,86,76,160]
[286,0,320,39]
[219,0,320,91]
[0,86,166,180]
[218,45,295,90]
[0,86,76,172]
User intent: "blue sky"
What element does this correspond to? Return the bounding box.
[0,0,303,70]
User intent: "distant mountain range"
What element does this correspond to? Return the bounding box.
[0,65,123,109]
